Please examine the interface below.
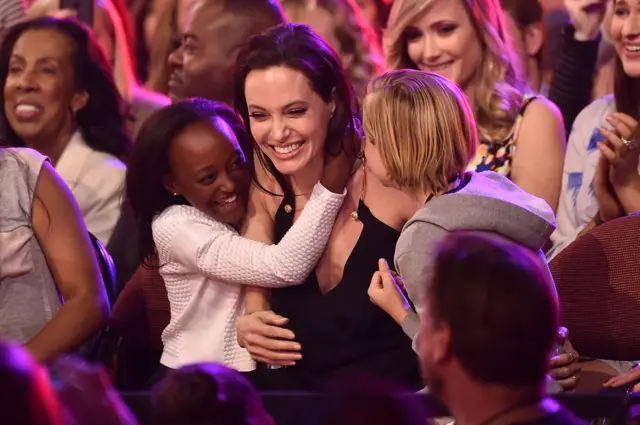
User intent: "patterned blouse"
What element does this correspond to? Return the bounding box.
[468,95,540,177]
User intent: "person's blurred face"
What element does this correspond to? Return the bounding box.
[502,11,544,86]
[290,6,356,69]
[144,0,194,55]
[404,0,483,90]
[4,29,87,144]
[356,0,381,30]
[611,0,640,78]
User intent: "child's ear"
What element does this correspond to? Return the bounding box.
[162,175,177,196]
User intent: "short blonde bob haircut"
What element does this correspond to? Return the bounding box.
[363,69,478,195]
[384,0,525,143]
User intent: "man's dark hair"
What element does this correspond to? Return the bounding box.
[429,231,558,387]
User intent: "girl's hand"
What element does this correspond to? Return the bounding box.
[368,259,411,325]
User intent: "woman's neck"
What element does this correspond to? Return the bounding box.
[24,123,78,166]
[288,154,324,196]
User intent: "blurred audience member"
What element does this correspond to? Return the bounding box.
[0,147,108,362]
[144,0,194,95]
[27,0,170,137]
[384,0,566,213]
[423,233,587,425]
[152,363,273,425]
[549,0,640,259]
[52,356,139,425]
[548,0,609,133]
[280,0,384,101]
[313,386,425,425]
[167,0,285,102]
[593,0,616,100]
[501,0,547,94]
[355,0,390,42]
[0,340,66,425]
[0,0,26,38]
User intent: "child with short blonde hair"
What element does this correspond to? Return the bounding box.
[364,70,557,346]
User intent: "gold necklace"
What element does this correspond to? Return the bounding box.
[283,192,311,214]
[284,161,366,220]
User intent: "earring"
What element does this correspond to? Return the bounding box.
[173,192,178,196]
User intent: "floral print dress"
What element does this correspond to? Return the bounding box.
[468,95,540,177]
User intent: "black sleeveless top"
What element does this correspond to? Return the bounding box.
[263,191,422,390]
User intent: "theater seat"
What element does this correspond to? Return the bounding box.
[97,262,170,390]
[550,214,640,360]
[89,232,119,306]
[79,232,120,361]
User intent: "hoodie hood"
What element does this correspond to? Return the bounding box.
[404,171,556,251]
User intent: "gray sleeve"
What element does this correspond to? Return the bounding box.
[401,311,421,353]
[395,222,449,319]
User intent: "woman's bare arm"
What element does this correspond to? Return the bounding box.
[26,161,109,362]
[511,98,567,212]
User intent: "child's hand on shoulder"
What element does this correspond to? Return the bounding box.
[368,258,412,325]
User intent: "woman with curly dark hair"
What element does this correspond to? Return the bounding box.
[0,17,131,244]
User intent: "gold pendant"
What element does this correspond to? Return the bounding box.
[350,210,359,221]
[284,204,293,214]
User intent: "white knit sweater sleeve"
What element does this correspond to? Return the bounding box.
[153,182,345,287]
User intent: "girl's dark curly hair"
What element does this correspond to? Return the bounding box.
[0,17,130,160]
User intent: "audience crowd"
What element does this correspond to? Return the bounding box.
[1,0,639,424]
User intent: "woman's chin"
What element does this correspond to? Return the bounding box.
[266,148,316,176]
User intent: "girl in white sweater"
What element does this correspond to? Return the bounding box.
[125,99,355,372]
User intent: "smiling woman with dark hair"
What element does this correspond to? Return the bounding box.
[234,23,421,391]
[0,17,131,244]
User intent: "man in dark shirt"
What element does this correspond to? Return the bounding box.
[418,232,587,425]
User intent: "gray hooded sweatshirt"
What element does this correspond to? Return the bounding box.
[394,171,557,346]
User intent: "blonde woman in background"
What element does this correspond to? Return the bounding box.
[28,0,170,136]
[384,0,566,213]
[145,0,194,97]
[280,0,384,101]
